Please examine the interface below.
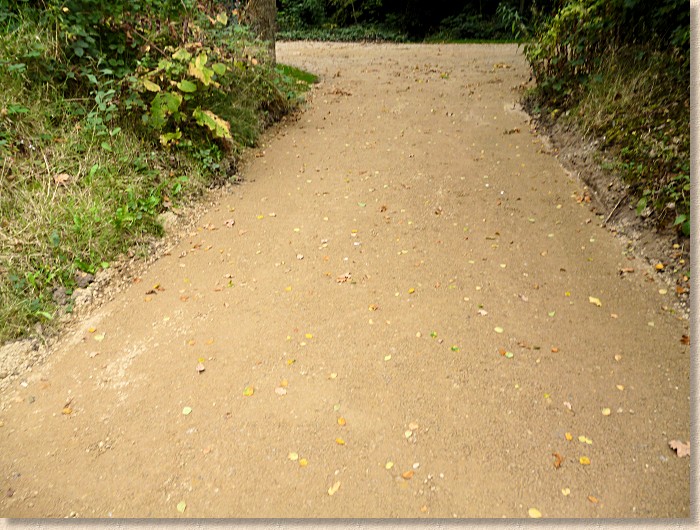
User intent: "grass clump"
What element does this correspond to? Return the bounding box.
[0,4,315,343]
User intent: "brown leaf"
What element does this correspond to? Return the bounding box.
[588,496,599,504]
[680,335,690,345]
[552,452,564,469]
[402,470,414,480]
[669,439,690,458]
[53,173,71,186]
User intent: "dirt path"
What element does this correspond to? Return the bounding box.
[0,43,690,518]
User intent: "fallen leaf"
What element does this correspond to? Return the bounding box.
[601,408,611,416]
[243,386,254,396]
[223,218,235,227]
[504,352,514,359]
[528,508,542,518]
[408,422,419,430]
[385,461,394,469]
[328,481,341,496]
[494,326,504,334]
[299,458,308,467]
[551,347,559,353]
[655,263,664,271]
[562,488,571,496]
[384,354,392,361]
[182,406,192,415]
[337,417,346,426]
[275,387,287,396]
[402,470,414,480]
[578,435,593,445]
[93,333,105,342]
[579,456,591,465]
[588,496,599,504]
[553,452,564,469]
[369,304,379,311]
[565,432,573,441]
[288,452,299,461]
[335,437,345,445]
[669,439,690,458]
[177,501,187,513]
[54,173,71,186]
[681,335,690,345]
[62,407,72,415]
[588,296,602,307]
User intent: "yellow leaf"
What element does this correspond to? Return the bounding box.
[87,327,96,333]
[528,508,542,518]
[328,481,341,496]
[562,488,571,496]
[385,461,394,469]
[176,501,187,513]
[299,458,308,467]
[579,456,591,465]
[305,333,313,339]
[408,288,415,294]
[143,79,161,92]
[402,470,414,479]
[62,407,72,415]
[337,417,346,426]
[288,452,299,461]
[588,296,602,307]
[601,407,611,416]
[565,432,573,441]
[243,386,254,396]
[335,437,346,445]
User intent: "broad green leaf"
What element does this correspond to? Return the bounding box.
[172,48,192,62]
[160,130,182,146]
[189,53,214,86]
[147,92,183,129]
[143,79,161,92]
[177,79,197,93]
[192,108,232,139]
[212,63,227,75]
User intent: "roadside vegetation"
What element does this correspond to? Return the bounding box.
[0,1,315,343]
[521,0,690,237]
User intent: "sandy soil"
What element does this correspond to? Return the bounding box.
[0,42,690,518]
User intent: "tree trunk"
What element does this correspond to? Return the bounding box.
[246,0,277,65]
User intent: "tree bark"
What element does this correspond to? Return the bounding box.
[246,0,277,65]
